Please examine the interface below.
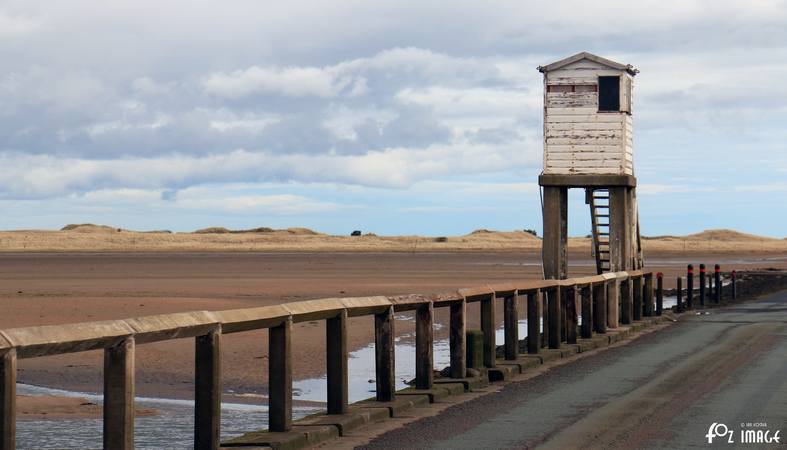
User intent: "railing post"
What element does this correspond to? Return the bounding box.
[565,286,578,344]
[269,317,292,431]
[560,289,568,343]
[677,276,683,312]
[415,303,434,389]
[580,285,593,339]
[607,279,620,328]
[656,273,663,316]
[195,326,221,450]
[632,276,643,321]
[687,264,694,310]
[374,306,395,401]
[449,300,466,378]
[732,270,737,300]
[326,310,348,414]
[620,277,633,325]
[480,294,496,368]
[104,336,135,450]
[503,292,519,361]
[541,290,549,348]
[593,282,607,334]
[527,290,541,353]
[548,287,561,349]
[715,264,722,304]
[699,263,706,307]
[1,349,16,450]
[643,273,654,317]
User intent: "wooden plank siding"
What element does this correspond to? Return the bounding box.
[543,59,634,176]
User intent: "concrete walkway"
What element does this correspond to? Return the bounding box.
[360,291,787,449]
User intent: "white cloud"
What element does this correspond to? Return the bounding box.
[203,66,353,98]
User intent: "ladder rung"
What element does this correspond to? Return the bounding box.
[596,214,609,217]
[598,232,609,235]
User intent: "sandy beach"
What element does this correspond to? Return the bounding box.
[2,226,786,417]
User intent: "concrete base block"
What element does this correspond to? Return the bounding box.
[557,345,578,357]
[397,385,460,403]
[538,349,565,362]
[591,335,610,348]
[355,395,429,417]
[487,363,518,381]
[495,356,542,375]
[295,408,387,436]
[571,339,597,353]
[434,375,488,391]
[221,425,338,450]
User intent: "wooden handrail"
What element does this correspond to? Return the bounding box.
[0,270,658,450]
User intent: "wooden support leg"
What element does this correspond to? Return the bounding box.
[415,303,434,389]
[548,287,561,349]
[542,186,568,280]
[449,301,466,378]
[1,349,16,450]
[104,337,135,450]
[527,291,540,354]
[580,286,593,339]
[269,318,292,432]
[374,306,395,401]
[633,276,643,321]
[195,327,221,450]
[503,293,519,360]
[565,287,578,344]
[326,310,348,414]
[480,294,496,368]
[609,187,631,272]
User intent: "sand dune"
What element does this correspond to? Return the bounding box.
[0,224,784,253]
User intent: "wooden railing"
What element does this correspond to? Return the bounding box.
[0,270,658,450]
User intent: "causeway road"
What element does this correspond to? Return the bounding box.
[360,291,787,449]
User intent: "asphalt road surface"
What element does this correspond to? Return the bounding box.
[360,291,787,449]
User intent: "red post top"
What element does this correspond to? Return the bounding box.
[714,265,720,272]
[699,264,706,273]
[687,265,693,274]
[656,272,663,278]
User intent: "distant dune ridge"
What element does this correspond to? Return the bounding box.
[0,225,783,252]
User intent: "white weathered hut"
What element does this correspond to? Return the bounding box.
[538,52,638,176]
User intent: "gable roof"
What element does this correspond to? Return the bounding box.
[538,52,638,75]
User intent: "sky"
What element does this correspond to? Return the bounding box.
[1,0,786,237]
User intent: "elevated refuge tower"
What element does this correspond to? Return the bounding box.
[537,52,643,279]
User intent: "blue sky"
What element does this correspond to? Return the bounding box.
[1,1,786,237]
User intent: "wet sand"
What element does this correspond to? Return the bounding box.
[16,395,156,420]
[2,250,785,404]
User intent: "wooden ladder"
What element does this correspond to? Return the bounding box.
[588,188,611,274]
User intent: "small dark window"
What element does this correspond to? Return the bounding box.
[598,76,620,112]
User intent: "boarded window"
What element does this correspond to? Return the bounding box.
[547,85,573,93]
[598,76,620,112]
[547,84,597,93]
[574,85,597,93]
